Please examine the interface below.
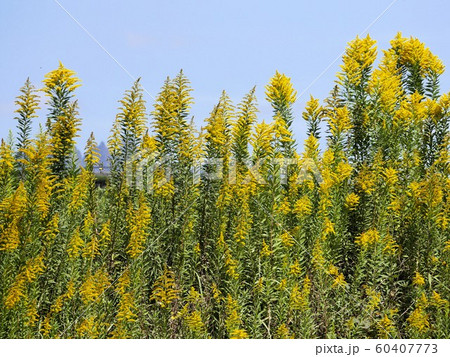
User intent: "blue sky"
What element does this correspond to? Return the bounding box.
[1,0,449,147]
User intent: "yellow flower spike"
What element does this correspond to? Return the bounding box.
[117,292,138,323]
[25,299,38,327]
[260,240,272,258]
[333,273,347,288]
[5,254,46,309]
[334,161,353,183]
[289,260,302,277]
[377,314,395,338]
[303,95,324,122]
[211,283,222,302]
[407,307,430,332]
[150,267,179,308]
[99,221,111,247]
[391,32,445,76]
[345,193,360,210]
[185,311,206,335]
[328,106,352,137]
[340,35,377,86]
[289,276,311,311]
[293,195,312,218]
[67,229,84,259]
[80,268,110,304]
[383,167,398,186]
[280,231,295,248]
[323,218,335,238]
[83,235,100,259]
[383,235,400,255]
[41,314,52,337]
[328,265,339,276]
[43,61,81,95]
[369,48,403,114]
[225,251,239,280]
[265,71,297,106]
[365,286,381,311]
[355,228,380,248]
[277,197,291,215]
[413,272,425,287]
[275,323,294,339]
[430,291,448,308]
[126,193,151,258]
[230,329,249,339]
[303,134,320,160]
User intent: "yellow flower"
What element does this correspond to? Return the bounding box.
[345,193,360,210]
[25,299,38,327]
[289,260,302,277]
[150,267,179,308]
[334,161,353,183]
[225,252,239,280]
[323,218,335,238]
[369,48,403,114]
[413,272,425,287]
[230,329,249,339]
[383,167,398,186]
[430,291,448,308]
[277,197,291,215]
[339,35,377,86]
[383,235,399,255]
[377,314,395,338]
[260,240,272,257]
[76,316,101,338]
[265,71,297,106]
[43,61,81,94]
[185,310,206,335]
[83,236,100,259]
[67,229,84,259]
[275,323,294,339]
[293,195,312,218]
[333,273,347,288]
[127,194,151,258]
[356,166,376,194]
[355,228,380,248]
[80,268,110,304]
[117,292,138,322]
[290,276,311,311]
[5,254,45,309]
[328,106,352,137]
[391,32,444,76]
[407,307,429,332]
[365,286,381,311]
[281,231,295,247]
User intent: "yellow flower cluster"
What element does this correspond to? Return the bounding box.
[412,272,425,287]
[369,49,403,114]
[5,254,46,309]
[265,71,297,107]
[43,61,81,94]
[339,35,377,86]
[289,276,311,310]
[293,195,312,218]
[225,295,248,338]
[355,228,380,248]
[391,33,445,76]
[80,268,110,304]
[345,193,360,210]
[407,307,430,332]
[328,107,352,137]
[150,267,179,308]
[126,194,151,258]
[0,183,27,250]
